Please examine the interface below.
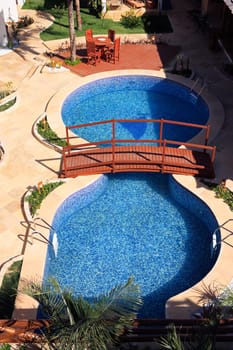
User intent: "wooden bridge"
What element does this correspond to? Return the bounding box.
[60,119,216,179]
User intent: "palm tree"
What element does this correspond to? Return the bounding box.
[158,324,185,350]
[22,276,142,350]
[158,323,213,350]
[74,0,82,31]
[158,282,233,350]
[67,0,77,62]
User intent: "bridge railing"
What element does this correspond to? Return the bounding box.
[65,118,211,149]
[63,119,214,158]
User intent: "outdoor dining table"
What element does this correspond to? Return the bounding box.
[94,36,111,48]
[94,36,112,60]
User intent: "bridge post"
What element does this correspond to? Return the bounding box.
[205,125,210,152]
[65,126,70,147]
[112,120,115,172]
[159,119,164,145]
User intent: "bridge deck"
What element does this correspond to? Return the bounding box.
[60,145,215,178]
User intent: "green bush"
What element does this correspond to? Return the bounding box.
[0,260,22,319]
[0,98,16,112]
[120,10,141,28]
[204,181,233,211]
[37,119,67,147]
[0,344,11,350]
[26,181,64,217]
[0,82,14,100]
[64,57,81,66]
[0,344,27,350]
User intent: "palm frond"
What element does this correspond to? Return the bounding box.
[93,276,142,320]
[193,281,223,306]
[158,324,185,350]
[22,276,142,350]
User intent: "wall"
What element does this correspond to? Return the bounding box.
[0,0,19,22]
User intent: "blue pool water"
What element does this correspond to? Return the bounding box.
[47,173,219,318]
[61,75,209,144]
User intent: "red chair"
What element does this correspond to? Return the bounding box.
[105,37,120,64]
[108,29,115,44]
[85,28,93,41]
[86,39,101,65]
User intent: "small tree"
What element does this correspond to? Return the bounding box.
[22,276,142,350]
[67,0,77,62]
[74,0,82,31]
[158,282,233,350]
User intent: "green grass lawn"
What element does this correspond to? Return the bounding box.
[23,0,173,41]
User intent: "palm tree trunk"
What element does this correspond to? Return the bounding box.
[75,0,82,31]
[67,0,76,62]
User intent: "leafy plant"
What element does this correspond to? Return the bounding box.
[26,181,64,217]
[0,82,15,100]
[170,54,192,78]
[0,97,16,112]
[37,119,67,147]
[0,344,11,350]
[120,10,141,28]
[64,57,81,65]
[203,180,233,211]
[17,15,34,28]
[158,324,185,350]
[22,276,142,350]
[0,344,28,350]
[0,260,23,319]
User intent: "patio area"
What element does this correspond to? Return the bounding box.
[53,41,181,76]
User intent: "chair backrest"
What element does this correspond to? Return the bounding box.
[108,29,115,43]
[114,37,120,60]
[85,28,93,40]
[86,39,96,56]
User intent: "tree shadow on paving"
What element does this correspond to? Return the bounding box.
[156,42,181,68]
[141,13,173,34]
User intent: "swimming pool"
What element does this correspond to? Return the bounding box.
[61,75,209,144]
[46,173,219,318]
[42,74,218,318]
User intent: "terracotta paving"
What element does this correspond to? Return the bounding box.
[57,42,181,76]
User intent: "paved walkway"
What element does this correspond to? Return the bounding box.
[0,0,233,318]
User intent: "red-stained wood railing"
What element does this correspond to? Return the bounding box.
[61,119,216,178]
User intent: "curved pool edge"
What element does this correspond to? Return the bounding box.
[45,69,224,146]
[13,174,102,319]
[166,174,233,319]
[15,172,233,320]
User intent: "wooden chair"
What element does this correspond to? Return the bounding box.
[86,39,101,65]
[108,29,115,44]
[85,28,93,41]
[105,37,120,64]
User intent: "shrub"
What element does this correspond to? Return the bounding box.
[204,180,233,211]
[64,57,81,66]
[0,82,15,100]
[0,260,22,319]
[0,344,11,350]
[0,98,16,112]
[26,181,64,217]
[17,15,34,28]
[37,118,67,147]
[120,10,141,28]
